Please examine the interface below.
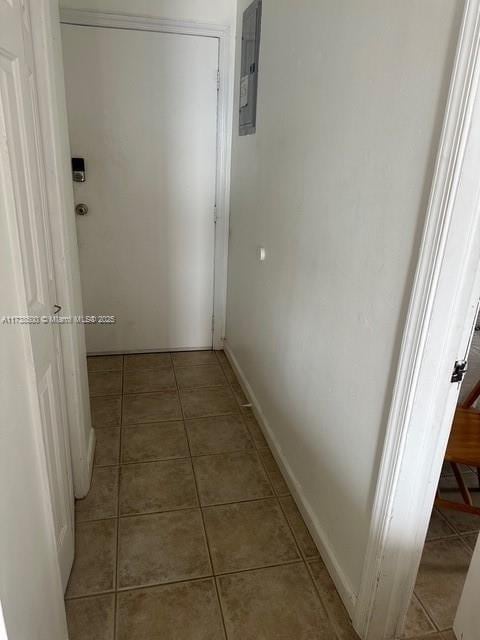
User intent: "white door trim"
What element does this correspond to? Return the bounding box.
[354,1,480,638]
[59,9,234,351]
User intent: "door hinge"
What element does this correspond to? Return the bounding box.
[217,69,220,91]
[214,204,218,223]
[451,359,468,383]
[211,315,215,332]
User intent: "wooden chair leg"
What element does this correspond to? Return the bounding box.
[435,496,480,516]
[451,461,473,506]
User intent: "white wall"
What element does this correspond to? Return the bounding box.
[59,0,236,27]
[226,0,463,607]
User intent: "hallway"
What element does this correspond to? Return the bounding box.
[3,2,480,639]
[65,350,358,639]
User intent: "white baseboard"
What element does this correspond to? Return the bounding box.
[223,340,358,617]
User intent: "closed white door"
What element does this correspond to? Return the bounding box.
[61,24,219,354]
[0,0,74,588]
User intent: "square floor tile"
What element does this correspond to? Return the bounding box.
[172,351,218,367]
[241,407,268,448]
[66,519,116,598]
[124,353,172,370]
[87,355,123,372]
[93,427,120,467]
[193,451,273,506]
[204,499,299,573]
[116,579,225,640]
[117,510,211,589]
[180,387,237,419]
[119,459,198,516]
[75,467,118,522]
[279,496,318,558]
[121,421,189,463]
[259,449,290,496]
[88,370,122,397]
[217,563,333,639]
[94,428,120,467]
[426,509,456,541]
[90,396,121,428]
[402,594,435,639]
[66,594,115,640]
[186,414,253,456]
[308,559,359,640]
[175,364,227,390]
[123,367,176,394]
[122,391,181,425]
[414,537,472,630]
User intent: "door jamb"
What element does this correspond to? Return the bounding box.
[354,1,480,638]
[59,9,234,351]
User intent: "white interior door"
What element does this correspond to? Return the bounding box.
[0,0,74,588]
[454,535,480,640]
[61,23,219,354]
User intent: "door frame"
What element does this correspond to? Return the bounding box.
[59,8,234,351]
[353,0,480,638]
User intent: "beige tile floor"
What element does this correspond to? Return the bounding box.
[403,465,479,639]
[66,350,360,640]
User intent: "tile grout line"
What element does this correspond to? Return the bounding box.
[173,350,229,640]
[96,442,268,469]
[458,533,479,552]
[65,557,310,602]
[77,494,314,526]
[303,559,347,640]
[273,486,340,636]
[404,592,439,638]
[117,558,306,591]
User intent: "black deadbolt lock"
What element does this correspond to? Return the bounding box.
[72,157,86,183]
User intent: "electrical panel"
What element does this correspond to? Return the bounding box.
[239,0,262,136]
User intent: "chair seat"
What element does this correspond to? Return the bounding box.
[445,407,480,467]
